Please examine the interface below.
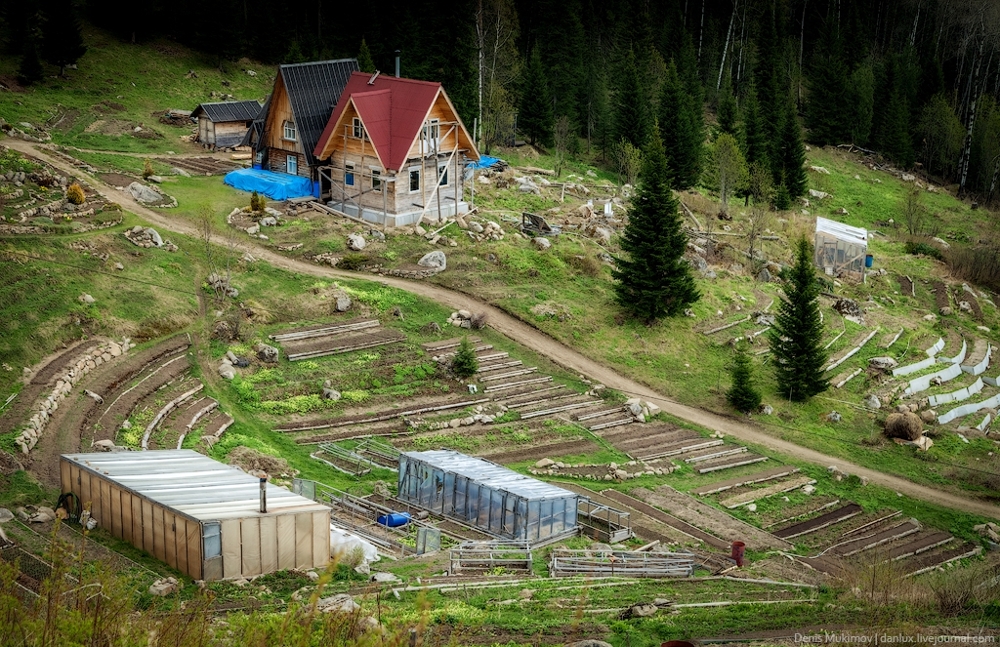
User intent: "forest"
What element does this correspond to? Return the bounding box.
[2,0,999,204]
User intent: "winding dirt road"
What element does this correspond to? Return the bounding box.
[9,138,1000,521]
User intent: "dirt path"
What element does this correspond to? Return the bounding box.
[9,139,1000,521]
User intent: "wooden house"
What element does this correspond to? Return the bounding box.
[312,71,480,227]
[250,59,359,180]
[191,100,262,150]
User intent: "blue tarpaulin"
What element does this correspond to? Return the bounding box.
[223,168,316,200]
[467,155,503,170]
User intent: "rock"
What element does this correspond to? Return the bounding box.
[826,411,842,423]
[0,508,13,523]
[469,221,484,234]
[810,165,831,174]
[417,250,447,271]
[959,301,972,313]
[864,394,881,410]
[624,604,658,618]
[92,439,117,452]
[532,237,551,251]
[833,298,862,317]
[246,224,260,235]
[920,409,937,423]
[369,572,400,583]
[761,404,774,415]
[747,503,757,512]
[78,293,96,304]
[931,237,951,249]
[869,356,898,370]
[614,469,629,480]
[333,291,352,312]
[323,388,341,401]
[114,262,124,271]
[219,364,236,379]
[29,507,56,523]
[171,167,191,177]
[259,216,277,227]
[317,594,360,614]
[884,412,923,441]
[567,642,614,647]
[834,207,849,215]
[940,307,953,316]
[149,577,179,597]
[902,173,916,182]
[458,309,472,319]
[127,182,162,204]
[756,267,772,282]
[347,233,366,250]
[627,402,643,417]
[802,484,816,495]
[923,314,937,321]
[255,343,279,363]
[808,189,830,200]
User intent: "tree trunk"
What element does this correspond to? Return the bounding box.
[798,0,808,107]
[698,0,706,63]
[717,0,737,90]
[958,33,987,196]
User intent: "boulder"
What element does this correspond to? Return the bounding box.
[417,250,447,271]
[171,167,191,177]
[316,594,360,614]
[884,412,923,441]
[864,394,881,410]
[469,221,484,234]
[940,306,953,316]
[532,237,551,251]
[0,508,13,523]
[323,388,341,401]
[567,640,614,647]
[219,364,236,380]
[347,233,366,251]
[333,291,352,312]
[92,439,117,452]
[808,189,830,200]
[761,404,774,415]
[78,293,96,304]
[623,604,658,618]
[127,182,162,204]
[259,216,277,227]
[869,357,898,370]
[920,409,937,423]
[535,458,555,469]
[826,411,842,423]
[255,343,279,363]
[756,267,772,282]
[149,577,179,597]
[29,507,56,523]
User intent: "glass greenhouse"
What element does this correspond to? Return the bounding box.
[397,450,579,544]
[815,217,868,281]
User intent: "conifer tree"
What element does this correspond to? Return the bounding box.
[451,337,479,379]
[659,60,703,190]
[880,90,916,168]
[519,48,554,147]
[41,0,86,75]
[776,98,808,199]
[717,87,738,136]
[805,33,851,146]
[612,128,699,323]
[614,49,649,148]
[740,86,769,169]
[727,344,762,414]
[18,33,44,86]
[357,38,375,73]
[769,238,828,401]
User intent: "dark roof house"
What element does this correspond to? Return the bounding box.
[191,100,263,149]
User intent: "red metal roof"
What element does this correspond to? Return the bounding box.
[314,72,445,172]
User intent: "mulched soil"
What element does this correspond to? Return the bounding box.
[275,394,485,432]
[897,274,914,296]
[772,502,862,539]
[955,287,984,319]
[600,489,731,550]
[0,340,101,435]
[153,157,240,175]
[97,173,137,188]
[91,356,191,442]
[932,280,951,310]
[478,439,599,464]
[281,328,405,358]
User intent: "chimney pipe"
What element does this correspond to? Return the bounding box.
[259,476,267,514]
[394,50,401,78]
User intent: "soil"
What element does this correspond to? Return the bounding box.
[897,274,914,296]
[12,138,1000,522]
[281,328,405,358]
[955,287,984,319]
[600,488,731,550]
[932,280,951,311]
[275,394,485,432]
[772,503,863,539]
[98,173,137,188]
[155,157,240,176]
[479,439,598,464]
[91,355,191,442]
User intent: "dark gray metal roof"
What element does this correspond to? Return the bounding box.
[242,94,271,148]
[401,450,579,502]
[273,58,359,167]
[191,100,262,123]
[61,450,330,522]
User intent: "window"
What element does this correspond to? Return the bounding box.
[202,522,221,559]
[409,168,420,192]
[345,162,355,186]
[371,169,381,190]
[438,164,448,186]
[254,151,263,164]
[353,117,366,140]
[286,154,297,175]
[421,119,440,152]
[283,120,296,141]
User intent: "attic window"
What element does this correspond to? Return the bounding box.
[283,120,296,141]
[353,117,366,140]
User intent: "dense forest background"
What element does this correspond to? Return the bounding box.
[2,0,999,203]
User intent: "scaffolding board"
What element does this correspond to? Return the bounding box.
[577,497,633,544]
[549,548,696,578]
[450,540,533,573]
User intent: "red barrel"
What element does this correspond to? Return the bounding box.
[731,541,746,567]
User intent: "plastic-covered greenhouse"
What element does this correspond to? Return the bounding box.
[815,217,868,281]
[397,450,579,544]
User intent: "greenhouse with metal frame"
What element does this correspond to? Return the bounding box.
[397,450,579,545]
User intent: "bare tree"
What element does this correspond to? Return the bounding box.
[477,0,520,152]
[902,188,926,236]
[709,132,746,216]
[745,204,771,270]
[613,138,642,187]
[554,116,572,178]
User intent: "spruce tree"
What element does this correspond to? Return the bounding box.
[519,48,554,147]
[776,98,808,199]
[614,49,649,148]
[659,60,703,190]
[881,90,916,168]
[740,85,769,169]
[451,337,479,379]
[769,238,829,401]
[727,344,762,414]
[717,86,738,136]
[357,38,375,73]
[612,128,699,323]
[41,0,86,75]
[18,35,44,86]
[805,32,851,146]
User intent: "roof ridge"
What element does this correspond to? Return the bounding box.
[279,58,358,69]
[349,70,441,88]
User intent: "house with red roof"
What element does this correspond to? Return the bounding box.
[313,71,480,227]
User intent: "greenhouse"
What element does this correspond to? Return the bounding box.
[814,217,869,281]
[397,450,579,545]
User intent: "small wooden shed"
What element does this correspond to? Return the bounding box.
[191,100,263,149]
[60,450,330,581]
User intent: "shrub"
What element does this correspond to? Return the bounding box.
[142,159,154,179]
[250,190,264,212]
[947,245,1000,294]
[904,240,944,260]
[566,254,602,277]
[338,252,370,271]
[451,337,479,379]
[65,182,85,205]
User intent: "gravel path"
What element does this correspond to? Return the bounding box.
[10,139,1000,522]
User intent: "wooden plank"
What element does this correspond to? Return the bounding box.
[152,506,166,563]
[79,470,92,515]
[60,460,70,494]
[719,476,817,509]
[259,517,278,575]
[691,466,801,496]
[164,511,178,569]
[295,513,312,569]
[221,519,242,579]
[277,515,296,571]
[131,496,143,551]
[120,492,134,544]
[241,517,262,577]
[142,500,154,555]
[109,486,122,539]
[312,511,330,569]
[176,517,189,576]
[186,521,202,580]
[697,455,768,474]
[773,503,863,539]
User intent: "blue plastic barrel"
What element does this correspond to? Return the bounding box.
[377,512,411,528]
[865,254,874,268]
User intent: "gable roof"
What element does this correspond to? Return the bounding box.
[264,59,359,167]
[191,100,262,123]
[313,71,479,172]
[240,94,271,148]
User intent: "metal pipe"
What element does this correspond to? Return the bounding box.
[395,50,400,78]
[259,476,267,513]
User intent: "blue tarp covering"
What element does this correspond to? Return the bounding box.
[223,168,315,200]
[467,155,502,170]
